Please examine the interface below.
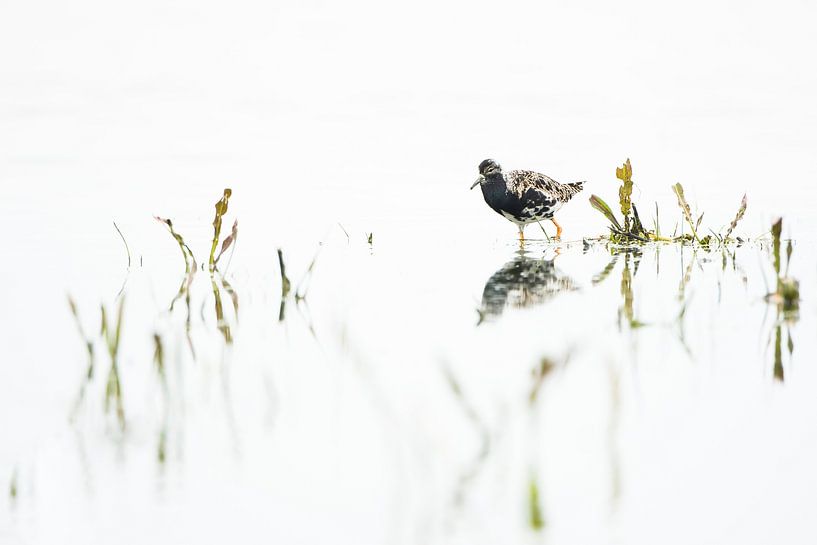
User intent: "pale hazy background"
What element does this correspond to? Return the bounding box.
[3,0,816,242]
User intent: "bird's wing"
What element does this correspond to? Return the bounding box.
[506,170,582,202]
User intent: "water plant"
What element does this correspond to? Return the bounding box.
[152,333,170,464]
[154,216,197,274]
[153,333,166,387]
[618,249,645,329]
[68,296,95,422]
[276,249,291,321]
[209,188,236,270]
[155,187,236,276]
[276,245,322,321]
[765,217,800,314]
[70,296,128,429]
[528,476,545,531]
[155,189,239,346]
[215,219,238,268]
[10,469,17,500]
[113,221,132,268]
[671,182,702,244]
[101,297,126,430]
[589,159,748,246]
[295,245,322,301]
[616,158,634,232]
[723,194,747,241]
[529,357,555,404]
[210,271,233,344]
[221,273,239,318]
[762,218,798,381]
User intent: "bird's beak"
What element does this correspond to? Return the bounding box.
[470,176,484,190]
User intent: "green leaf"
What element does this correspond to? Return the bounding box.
[209,188,233,269]
[589,194,623,231]
[615,158,634,230]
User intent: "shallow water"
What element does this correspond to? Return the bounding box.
[2,214,816,544]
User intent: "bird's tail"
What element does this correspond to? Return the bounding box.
[565,181,585,196]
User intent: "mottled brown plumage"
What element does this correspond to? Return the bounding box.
[470,159,585,241]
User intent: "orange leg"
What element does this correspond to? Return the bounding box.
[518,225,525,243]
[551,218,563,240]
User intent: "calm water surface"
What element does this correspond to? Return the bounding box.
[2,206,815,544]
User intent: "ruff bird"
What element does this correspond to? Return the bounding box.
[471,159,585,241]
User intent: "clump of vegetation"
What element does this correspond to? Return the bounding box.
[589,158,748,246]
[155,187,238,274]
[155,189,239,344]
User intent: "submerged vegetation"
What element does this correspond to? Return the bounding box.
[68,296,126,430]
[590,158,748,246]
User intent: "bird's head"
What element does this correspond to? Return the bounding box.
[470,159,502,189]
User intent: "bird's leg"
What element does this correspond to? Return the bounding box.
[551,218,563,240]
[518,224,525,243]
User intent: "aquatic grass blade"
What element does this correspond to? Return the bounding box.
[295,244,322,300]
[113,221,131,268]
[210,271,233,344]
[209,188,232,269]
[671,183,701,244]
[155,216,197,273]
[277,249,291,298]
[771,217,782,275]
[723,194,747,240]
[214,219,238,265]
[589,194,623,231]
[653,202,661,238]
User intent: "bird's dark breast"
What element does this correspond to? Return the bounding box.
[482,183,557,222]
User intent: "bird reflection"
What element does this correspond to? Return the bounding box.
[479,250,577,321]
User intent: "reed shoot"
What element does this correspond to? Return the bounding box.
[209,188,233,270]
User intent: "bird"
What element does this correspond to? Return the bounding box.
[470,159,585,241]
